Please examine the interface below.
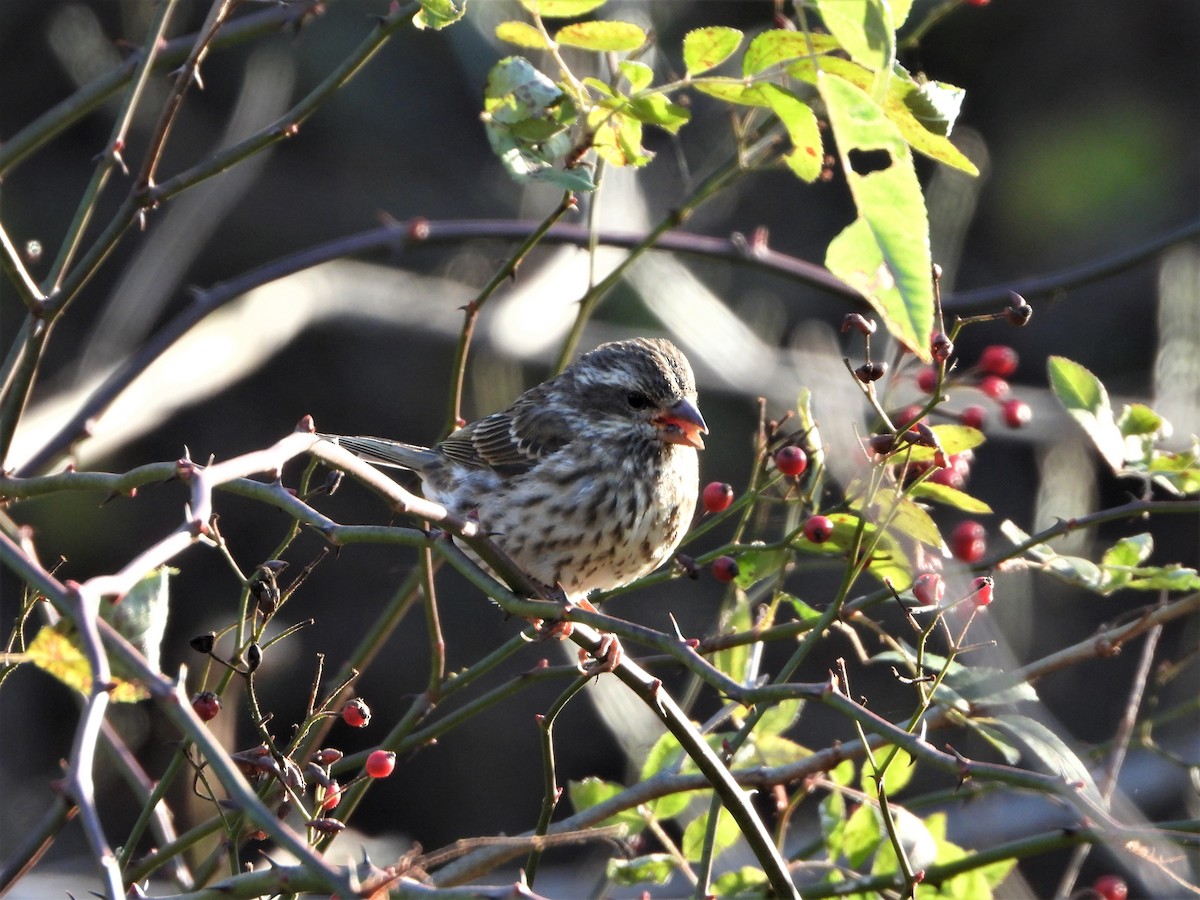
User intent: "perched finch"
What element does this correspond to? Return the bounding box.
[324,337,706,601]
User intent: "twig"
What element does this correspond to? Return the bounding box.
[1053,610,1165,898]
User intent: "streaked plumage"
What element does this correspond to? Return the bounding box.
[326,338,705,599]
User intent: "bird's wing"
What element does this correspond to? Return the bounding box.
[321,434,438,472]
[439,396,572,476]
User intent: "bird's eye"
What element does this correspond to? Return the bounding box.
[626,391,650,410]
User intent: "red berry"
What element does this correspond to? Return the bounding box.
[928,465,964,490]
[895,404,924,427]
[1091,875,1128,900]
[970,575,994,607]
[804,515,834,544]
[365,749,396,779]
[774,446,808,478]
[978,345,1018,377]
[916,368,938,394]
[192,691,221,722]
[930,332,954,363]
[911,573,944,607]
[950,520,987,564]
[320,780,342,811]
[341,698,371,728]
[978,375,1009,400]
[1002,398,1031,428]
[702,481,734,514]
[959,405,986,429]
[711,555,739,583]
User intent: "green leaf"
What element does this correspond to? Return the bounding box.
[903,424,986,461]
[909,481,993,514]
[864,490,943,548]
[861,746,918,795]
[819,790,847,854]
[966,719,1023,766]
[618,59,653,91]
[732,545,791,588]
[791,58,977,174]
[588,107,652,166]
[944,666,1038,706]
[754,83,822,182]
[738,733,810,769]
[556,20,646,52]
[27,568,173,702]
[413,0,465,30]
[567,777,644,831]
[820,70,934,361]
[495,21,549,49]
[692,78,774,107]
[829,758,857,788]
[712,867,770,897]
[521,0,606,17]
[1047,356,1125,471]
[742,30,839,75]
[1121,565,1200,593]
[682,805,739,862]
[780,595,822,630]
[639,733,700,820]
[627,93,691,134]
[607,854,676,886]
[811,0,894,86]
[755,697,803,738]
[483,57,594,191]
[682,26,743,76]
[989,713,1102,804]
[843,802,883,868]
[1102,533,1153,569]
[1118,403,1166,437]
[713,594,754,685]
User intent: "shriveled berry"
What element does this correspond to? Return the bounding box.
[978,345,1018,377]
[978,375,1009,400]
[1002,398,1031,428]
[341,698,371,728]
[711,556,739,583]
[869,433,898,456]
[855,361,887,383]
[804,515,835,544]
[702,481,734,514]
[959,405,987,429]
[916,368,938,394]
[311,748,343,766]
[1005,293,1033,327]
[970,576,994,607]
[1091,875,1128,900]
[911,573,945,607]
[950,521,987,564]
[930,332,954,363]
[841,312,877,335]
[189,633,216,655]
[774,446,808,478]
[192,691,221,722]
[366,749,397,779]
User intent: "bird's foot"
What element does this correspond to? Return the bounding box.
[578,632,623,676]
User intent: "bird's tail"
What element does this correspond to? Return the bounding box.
[318,434,437,471]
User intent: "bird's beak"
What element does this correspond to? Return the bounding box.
[655,397,708,450]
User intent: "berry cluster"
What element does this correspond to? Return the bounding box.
[917,341,1031,431]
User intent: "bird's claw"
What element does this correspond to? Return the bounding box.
[531,618,573,641]
[578,633,623,676]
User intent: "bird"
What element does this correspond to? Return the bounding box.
[323,337,707,607]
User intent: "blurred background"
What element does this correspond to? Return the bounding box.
[1,1,1197,896]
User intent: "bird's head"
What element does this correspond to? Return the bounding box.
[567,338,707,450]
